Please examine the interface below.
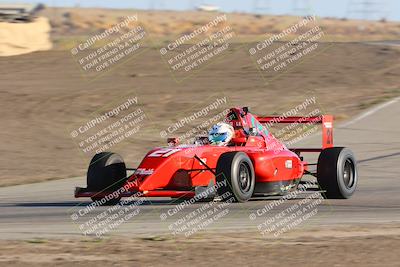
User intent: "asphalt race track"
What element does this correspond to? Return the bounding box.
[0,97,399,240]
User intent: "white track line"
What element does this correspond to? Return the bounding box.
[339,96,400,128]
[290,96,400,145]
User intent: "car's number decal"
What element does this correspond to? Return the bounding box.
[148,148,181,158]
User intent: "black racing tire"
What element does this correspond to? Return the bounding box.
[87,152,127,205]
[317,147,358,199]
[216,152,255,203]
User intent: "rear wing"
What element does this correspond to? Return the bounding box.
[256,115,333,151]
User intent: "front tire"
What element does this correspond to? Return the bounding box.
[87,152,127,205]
[317,147,358,199]
[216,152,255,203]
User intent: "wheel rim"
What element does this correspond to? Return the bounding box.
[343,158,355,189]
[238,162,251,193]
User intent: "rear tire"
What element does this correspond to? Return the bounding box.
[87,152,127,205]
[317,147,358,199]
[216,152,255,203]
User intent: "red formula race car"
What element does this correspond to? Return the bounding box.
[75,107,358,204]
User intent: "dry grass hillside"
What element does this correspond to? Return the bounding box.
[37,7,400,47]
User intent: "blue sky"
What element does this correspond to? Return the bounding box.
[6,0,400,21]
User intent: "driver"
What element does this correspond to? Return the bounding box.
[208,122,234,146]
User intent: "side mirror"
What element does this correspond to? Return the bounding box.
[194,136,209,145]
[167,137,179,146]
[249,127,258,136]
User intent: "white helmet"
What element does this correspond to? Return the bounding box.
[208,122,234,146]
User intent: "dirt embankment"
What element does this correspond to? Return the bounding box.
[0,42,399,186]
[0,17,52,56]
